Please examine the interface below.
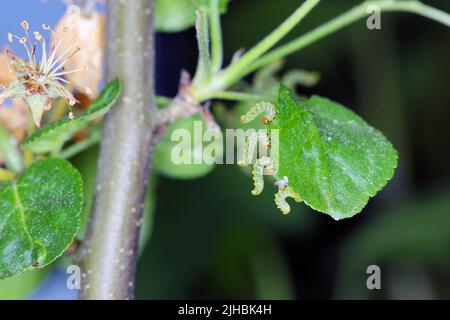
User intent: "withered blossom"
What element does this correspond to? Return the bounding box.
[52,5,104,98]
[0,49,16,85]
[0,21,87,127]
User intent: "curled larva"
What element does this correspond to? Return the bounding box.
[251,156,272,195]
[240,101,276,125]
[241,100,300,215]
[275,187,302,215]
[238,130,271,166]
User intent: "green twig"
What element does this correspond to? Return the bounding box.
[211,0,320,91]
[193,9,212,85]
[210,0,223,72]
[209,91,264,102]
[60,126,102,159]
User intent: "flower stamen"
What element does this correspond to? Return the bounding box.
[0,21,85,127]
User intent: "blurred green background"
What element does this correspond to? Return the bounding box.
[1,0,450,300]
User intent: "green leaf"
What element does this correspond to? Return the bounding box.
[0,158,83,279]
[153,115,215,179]
[21,79,121,155]
[268,86,398,220]
[155,0,229,32]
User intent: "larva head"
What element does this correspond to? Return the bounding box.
[265,84,305,130]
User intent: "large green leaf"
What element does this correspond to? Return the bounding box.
[0,158,83,279]
[21,79,121,155]
[155,0,229,32]
[267,86,398,220]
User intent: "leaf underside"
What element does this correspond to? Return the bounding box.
[0,158,83,279]
[21,79,121,155]
[269,86,398,220]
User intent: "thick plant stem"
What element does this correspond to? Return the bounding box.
[78,0,156,300]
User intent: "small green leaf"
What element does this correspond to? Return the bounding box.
[155,0,229,32]
[153,115,215,179]
[0,158,83,279]
[268,86,398,220]
[21,79,121,155]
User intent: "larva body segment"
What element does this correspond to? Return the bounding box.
[251,156,272,195]
[275,187,302,215]
[240,101,276,125]
[237,130,270,167]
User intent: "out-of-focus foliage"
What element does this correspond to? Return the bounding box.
[335,190,450,299]
[153,115,216,179]
[0,268,50,299]
[155,0,229,32]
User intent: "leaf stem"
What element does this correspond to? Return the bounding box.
[210,0,223,72]
[60,126,102,159]
[242,0,450,77]
[193,9,212,85]
[211,0,320,91]
[209,91,264,102]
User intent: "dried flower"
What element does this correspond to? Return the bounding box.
[0,20,86,127]
[0,49,16,85]
[52,5,104,98]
